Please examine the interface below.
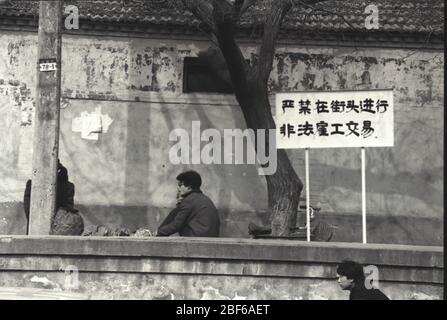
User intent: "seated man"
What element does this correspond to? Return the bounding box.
[156,170,220,237]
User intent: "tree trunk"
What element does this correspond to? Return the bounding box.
[182,0,305,236]
[237,80,304,236]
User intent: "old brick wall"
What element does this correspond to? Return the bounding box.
[0,31,443,244]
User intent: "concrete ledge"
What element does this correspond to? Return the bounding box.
[0,236,442,284]
[0,236,443,299]
[0,236,442,263]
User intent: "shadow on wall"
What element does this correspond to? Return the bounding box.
[317,163,443,212]
[325,212,442,246]
[123,42,150,224]
[124,103,150,220]
[59,128,115,208]
[0,203,26,235]
[191,97,270,220]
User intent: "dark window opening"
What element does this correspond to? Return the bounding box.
[183,57,235,94]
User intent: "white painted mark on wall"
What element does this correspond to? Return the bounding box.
[72,106,113,140]
[20,100,33,126]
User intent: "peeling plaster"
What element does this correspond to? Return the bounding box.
[0,81,34,126]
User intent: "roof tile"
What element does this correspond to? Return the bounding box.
[0,0,443,35]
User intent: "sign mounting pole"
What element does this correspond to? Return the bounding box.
[361,147,367,243]
[305,148,310,242]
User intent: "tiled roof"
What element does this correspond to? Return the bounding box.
[0,0,444,35]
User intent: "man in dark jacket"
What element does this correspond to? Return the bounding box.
[336,260,389,300]
[156,170,220,237]
[24,160,81,235]
[24,161,75,219]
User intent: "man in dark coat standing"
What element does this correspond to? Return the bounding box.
[156,170,220,237]
[336,260,389,300]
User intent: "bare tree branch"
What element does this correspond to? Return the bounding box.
[240,0,258,15]
[297,0,358,31]
[233,0,257,18]
[211,1,251,100]
[255,0,292,85]
[233,0,245,22]
[180,0,218,34]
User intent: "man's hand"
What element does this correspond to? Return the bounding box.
[176,190,183,205]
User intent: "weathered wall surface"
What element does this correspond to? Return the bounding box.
[0,31,443,244]
[0,236,443,300]
[1,271,441,300]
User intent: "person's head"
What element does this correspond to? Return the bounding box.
[176,170,202,195]
[310,202,322,220]
[336,260,365,290]
[309,207,318,220]
[57,161,68,182]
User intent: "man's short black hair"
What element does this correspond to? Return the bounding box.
[176,170,202,190]
[336,260,365,284]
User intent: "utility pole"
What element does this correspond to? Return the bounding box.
[29,1,63,235]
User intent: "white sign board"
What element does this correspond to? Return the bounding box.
[276,89,394,149]
[39,58,57,72]
[39,63,57,72]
